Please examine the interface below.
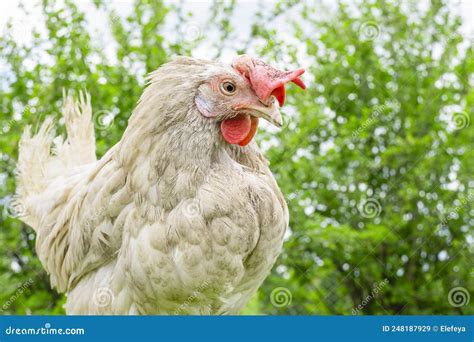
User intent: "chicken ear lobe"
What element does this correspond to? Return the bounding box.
[195,92,215,118]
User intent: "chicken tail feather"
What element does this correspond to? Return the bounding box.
[56,90,97,167]
[16,117,55,227]
[16,91,97,228]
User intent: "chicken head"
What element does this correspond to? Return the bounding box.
[194,55,306,146]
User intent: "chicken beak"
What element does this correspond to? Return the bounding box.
[232,55,306,128]
[243,101,283,128]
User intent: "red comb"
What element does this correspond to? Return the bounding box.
[232,55,306,106]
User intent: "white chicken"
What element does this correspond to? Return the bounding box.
[16,55,305,314]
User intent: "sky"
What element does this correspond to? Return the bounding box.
[0,0,472,64]
[0,0,260,62]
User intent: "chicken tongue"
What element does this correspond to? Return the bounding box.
[232,55,306,107]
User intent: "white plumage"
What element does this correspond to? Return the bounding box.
[16,56,305,314]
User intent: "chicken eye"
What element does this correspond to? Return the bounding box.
[221,81,236,95]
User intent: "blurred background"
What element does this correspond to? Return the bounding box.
[0,0,472,315]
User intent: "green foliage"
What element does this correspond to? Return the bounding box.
[0,0,472,315]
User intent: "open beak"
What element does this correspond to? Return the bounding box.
[242,98,282,128]
[231,55,305,129]
[222,98,282,147]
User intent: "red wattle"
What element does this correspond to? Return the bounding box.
[220,114,259,146]
[272,85,286,107]
[220,114,252,144]
[238,117,259,146]
[292,77,306,89]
